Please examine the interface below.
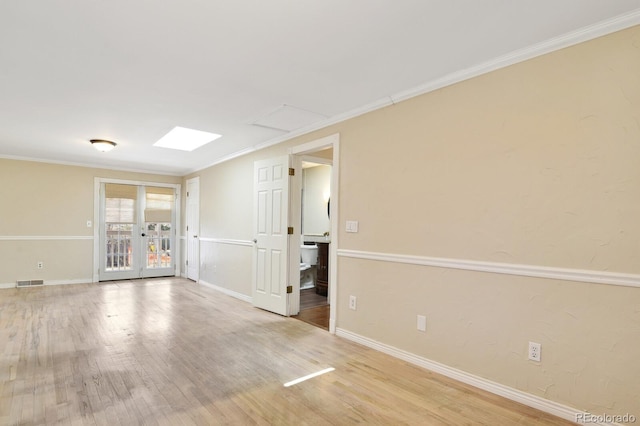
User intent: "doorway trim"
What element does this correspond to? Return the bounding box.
[92,177,182,282]
[185,176,200,282]
[290,133,340,333]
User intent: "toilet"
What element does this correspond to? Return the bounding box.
[300,244,318,290]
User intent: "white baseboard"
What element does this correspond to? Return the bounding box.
[198,279,253,304]
[45,278,92,286]
[335,328,616,426]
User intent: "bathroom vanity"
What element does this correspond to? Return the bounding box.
[315,242,329,296]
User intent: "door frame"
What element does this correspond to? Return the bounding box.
[93,177,182,282]
[289,133,340,333]
[185,176,200,282]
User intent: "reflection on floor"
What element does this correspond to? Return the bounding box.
[293,288,329,330]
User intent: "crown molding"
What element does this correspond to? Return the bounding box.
[390,8,640,105]
[192,8,640,173]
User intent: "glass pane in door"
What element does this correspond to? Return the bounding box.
[143,186,174,275]
[145,223,171,268]
[106,223,133,271]
[102,183,138,279]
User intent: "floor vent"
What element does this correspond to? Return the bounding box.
[16,280,44,288]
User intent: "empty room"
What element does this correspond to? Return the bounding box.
[1,2,639,425]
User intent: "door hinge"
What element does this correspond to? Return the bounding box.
[287,227,294,235]
[187,191,190,197]
[289,168,295,176]
[287,285,293,294]
[186,260,188,266]
[186,225,189,231]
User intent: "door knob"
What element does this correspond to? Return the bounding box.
[193,235,198,238]
[141,233,146,237]
[253,239,257,243]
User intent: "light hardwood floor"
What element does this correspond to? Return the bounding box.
[0,278,574,425]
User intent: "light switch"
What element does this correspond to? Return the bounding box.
[346,220,359,233]
[417,315,427,332]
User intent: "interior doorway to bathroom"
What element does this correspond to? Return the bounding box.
[288,134,339,332]
[294,158,331,330]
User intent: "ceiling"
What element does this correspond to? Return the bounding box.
[1,1,640,176]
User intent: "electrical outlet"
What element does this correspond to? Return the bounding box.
[528,341,541,362]
[37,261,44,269]
[349,295,357,310]
[417,315,427,332]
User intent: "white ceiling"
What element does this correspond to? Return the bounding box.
[1,1,640,176]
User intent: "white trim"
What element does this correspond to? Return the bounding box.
[328,139,340,334]
[95,177,180,188]
[199,237,253,247]
[173,185,182,278]
[185,176,200,282]
[338,249,640,289]
[289,133,340,332]
[186,146,256,174]
[390,8,640,106]
[0,236,93,241]
[93,178,101,283]
[199,279,253,303]
[334,329,610,425]
[0,278,92,289]
[289,134,340,155]
[44,278,92,286]
[188,9,640,175]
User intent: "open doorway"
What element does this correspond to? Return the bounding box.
[288,133,338,332]
[294,158,332,329]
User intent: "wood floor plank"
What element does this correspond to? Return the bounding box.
[0,278,575,425]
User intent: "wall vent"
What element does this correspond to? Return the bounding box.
[16,279,44,288]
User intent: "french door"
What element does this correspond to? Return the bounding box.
[99,183,176,281]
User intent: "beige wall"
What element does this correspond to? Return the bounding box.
[0,159,181,285]
[188,25,640,417]
[1,23,637,419]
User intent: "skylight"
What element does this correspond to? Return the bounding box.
[153,126,221,151]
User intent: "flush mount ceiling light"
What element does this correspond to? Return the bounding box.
[153,126,222,152]
[90,139,117,152]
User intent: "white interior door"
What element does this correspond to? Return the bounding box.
[186,177,200,281]
[252,156,290,316]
